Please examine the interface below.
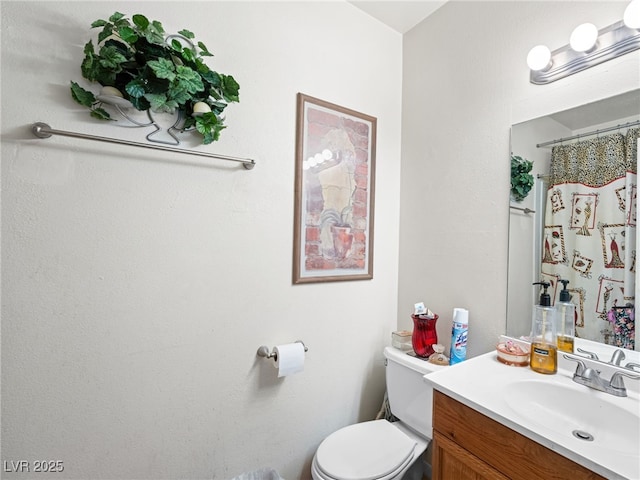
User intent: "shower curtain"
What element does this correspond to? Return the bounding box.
[542,128,638,346]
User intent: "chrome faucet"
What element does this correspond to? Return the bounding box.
[564,355,640,397]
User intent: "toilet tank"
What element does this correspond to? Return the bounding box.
[383,346,446,439]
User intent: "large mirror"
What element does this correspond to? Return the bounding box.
[507,89,640,354]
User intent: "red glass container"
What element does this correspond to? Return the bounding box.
[411,314,439,358]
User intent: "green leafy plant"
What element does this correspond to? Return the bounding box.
[511,155,534,202]
[70,12,239,144]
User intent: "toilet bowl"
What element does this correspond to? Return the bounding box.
[310,419,427,480]
[311,347,445,480]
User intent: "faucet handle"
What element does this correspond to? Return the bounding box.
[608,371,640,396]
[563,355,587,376]
[576,348,599,360]
[609,371,640,389]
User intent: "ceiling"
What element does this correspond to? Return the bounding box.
[348,1,447,34]
[549,89,640,130]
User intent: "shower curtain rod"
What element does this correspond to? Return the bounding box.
[536,119,640,148]
[30,122,256,170]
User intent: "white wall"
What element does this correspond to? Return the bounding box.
[399,1,640,356]
[0,2,402,479]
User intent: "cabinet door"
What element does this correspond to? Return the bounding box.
[432,431,509,480]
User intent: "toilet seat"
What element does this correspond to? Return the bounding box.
[313,420,418,480]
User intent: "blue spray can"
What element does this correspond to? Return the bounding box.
[449,308,469,365]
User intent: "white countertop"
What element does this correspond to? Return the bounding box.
[424,351,640,480]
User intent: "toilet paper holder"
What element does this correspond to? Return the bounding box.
[257,340,308,361]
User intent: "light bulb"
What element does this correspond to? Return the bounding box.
[569,23,598,52]
[624,0,640,29]
[527,45,552,71]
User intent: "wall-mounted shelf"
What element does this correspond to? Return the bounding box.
[31,122,256,170]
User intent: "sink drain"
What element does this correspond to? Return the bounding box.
[572,430,594,441]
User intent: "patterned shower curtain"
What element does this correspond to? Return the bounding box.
[542,128,638,347]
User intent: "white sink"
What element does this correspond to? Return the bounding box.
[503,379,640,457]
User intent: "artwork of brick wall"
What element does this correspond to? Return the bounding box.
[303,105,371,272]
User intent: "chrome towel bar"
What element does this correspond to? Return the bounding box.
[31,122,256,170]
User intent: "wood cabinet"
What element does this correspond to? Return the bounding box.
[431,390,606,480]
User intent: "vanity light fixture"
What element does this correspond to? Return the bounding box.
[528,1,640,84]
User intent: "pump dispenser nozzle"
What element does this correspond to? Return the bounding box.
[559,279,571,301]
[533,281,551,306]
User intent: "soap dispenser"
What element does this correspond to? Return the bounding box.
[556,279,575,353]
[530,281,558,374]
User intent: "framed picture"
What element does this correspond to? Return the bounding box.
[293,93,377,284]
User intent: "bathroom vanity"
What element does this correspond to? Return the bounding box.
[424,346,640,480]
[431,391,604,479]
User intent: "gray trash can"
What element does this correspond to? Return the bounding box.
[229,468,284,480]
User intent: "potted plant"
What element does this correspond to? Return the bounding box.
[320,207,354,260]
[69,12,239,145]
[511,155,534,202]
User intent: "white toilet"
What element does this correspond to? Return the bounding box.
[311,346,445,480]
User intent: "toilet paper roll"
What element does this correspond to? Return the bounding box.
[274,342,305,377]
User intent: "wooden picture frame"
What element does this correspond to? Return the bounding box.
[293,93,376,284]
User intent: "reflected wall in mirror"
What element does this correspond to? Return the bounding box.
[508,89,640,352]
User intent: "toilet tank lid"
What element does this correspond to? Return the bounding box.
[383,346,448,374]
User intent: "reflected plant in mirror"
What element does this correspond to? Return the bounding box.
[510,155,534,202]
